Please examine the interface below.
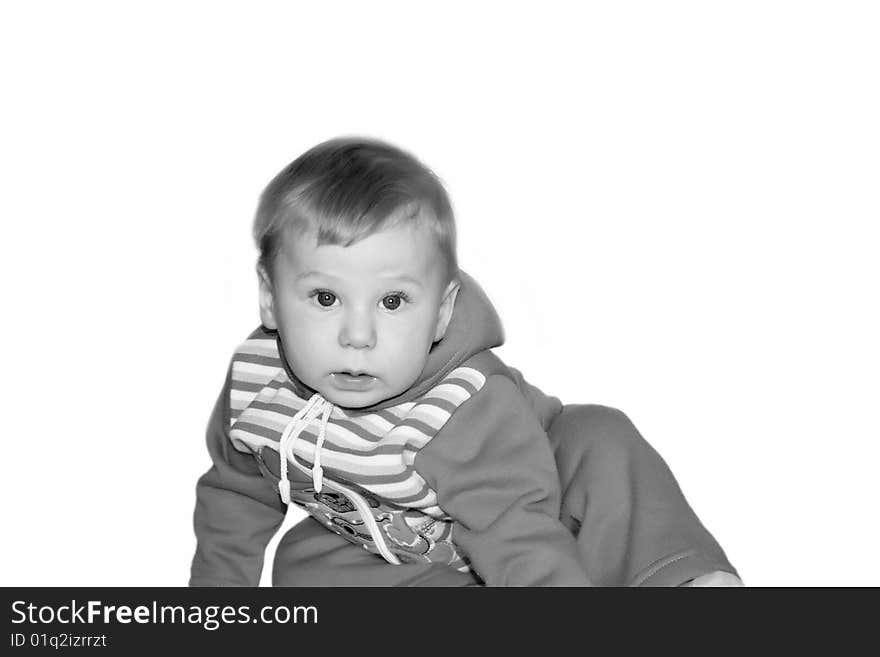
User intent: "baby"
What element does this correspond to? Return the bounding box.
[190,137,741,586]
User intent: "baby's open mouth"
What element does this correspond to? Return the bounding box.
[331,372,377,389]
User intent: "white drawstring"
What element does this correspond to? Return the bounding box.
[312,401,332,493]
[277,393,334,504]
[275,393,401,565]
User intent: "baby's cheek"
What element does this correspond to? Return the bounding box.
[397,344,432,382]
[291,321,335,351]
[284,332,331,373]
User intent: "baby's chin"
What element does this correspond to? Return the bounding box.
[320,388,393,410]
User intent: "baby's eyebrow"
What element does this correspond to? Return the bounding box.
[379,274,424,289]
[294,270,424,289]
[295,270,329,282]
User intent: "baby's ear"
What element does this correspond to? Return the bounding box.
[257,264,278,330]
[433,278,461,342]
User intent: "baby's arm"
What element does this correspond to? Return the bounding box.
[504,366,564,431]
[189,366,286,586]
[414,374,591,587]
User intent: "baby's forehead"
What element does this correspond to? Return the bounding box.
[279,223,446,284]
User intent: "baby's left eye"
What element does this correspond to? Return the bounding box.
[381,294,406,311]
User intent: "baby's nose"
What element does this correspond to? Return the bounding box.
[338,310,376,349]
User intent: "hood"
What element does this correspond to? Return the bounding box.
[275,269,505,413]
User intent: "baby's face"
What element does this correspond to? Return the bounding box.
[259,223,458,408]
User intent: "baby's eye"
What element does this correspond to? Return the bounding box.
[310,290,338,308]
[381,293,408,311]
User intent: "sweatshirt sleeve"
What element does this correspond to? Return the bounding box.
[413,374,591,586]
[505,366,564,433]
[189,364,286,587]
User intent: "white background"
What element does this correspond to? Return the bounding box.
[2,1,877,587]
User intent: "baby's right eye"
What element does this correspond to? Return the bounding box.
[309,290,338,307]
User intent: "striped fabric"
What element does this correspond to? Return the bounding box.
[227,336,486,568]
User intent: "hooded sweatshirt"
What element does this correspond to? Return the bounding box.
[190,271,590,587]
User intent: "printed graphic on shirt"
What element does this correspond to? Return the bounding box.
[227,333,485,571]
[288,484,469,570]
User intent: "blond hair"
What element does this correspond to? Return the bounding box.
[254,137,458,282]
